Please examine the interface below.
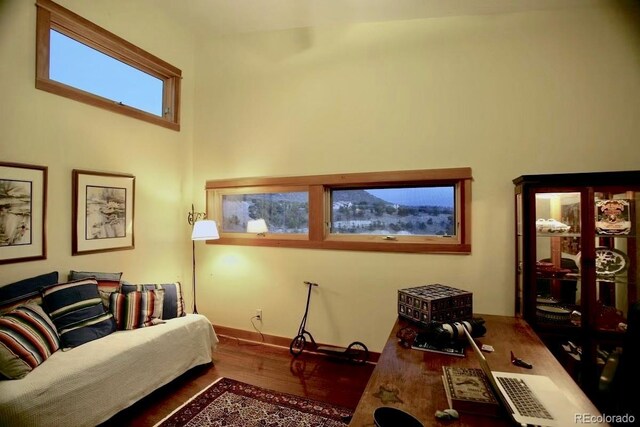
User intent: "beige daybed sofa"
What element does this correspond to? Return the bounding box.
[0,314,217,426]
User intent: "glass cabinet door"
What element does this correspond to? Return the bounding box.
[593,190,639,334]
[533,192,582,328]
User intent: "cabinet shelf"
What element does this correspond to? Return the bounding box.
[536,232,581,238]
[535,322,582,335]
[536,274,580,281]
[596,276,630,284]
[535,274,632,284]
[594,328,626,342]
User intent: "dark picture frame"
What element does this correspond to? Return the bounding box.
[72,169,135,255]
[0,162,48,264]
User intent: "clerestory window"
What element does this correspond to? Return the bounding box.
[35,0,181,131]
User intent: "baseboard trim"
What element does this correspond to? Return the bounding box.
[213,324,380,363]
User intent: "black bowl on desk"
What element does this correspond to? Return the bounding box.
[374,407,423,427]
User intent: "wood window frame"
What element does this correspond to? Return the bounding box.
[206,167,472,254]
[35,0,181,131]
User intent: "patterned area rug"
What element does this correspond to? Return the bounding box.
[155,377,353,427]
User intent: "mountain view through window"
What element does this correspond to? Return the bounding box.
[221,187,455,236]
[331,187,455,236]
[222,192,309,233]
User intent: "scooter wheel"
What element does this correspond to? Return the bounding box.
[346,341,369,364]
[289,335,306,357]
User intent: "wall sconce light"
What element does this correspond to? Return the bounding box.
[247,218,268,237]
[188,204,219,314]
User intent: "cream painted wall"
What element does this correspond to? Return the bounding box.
[192,5,640,351]
[1,1,639,354]
[0,1,197,293]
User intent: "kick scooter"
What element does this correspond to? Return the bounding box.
[289,281,369,364]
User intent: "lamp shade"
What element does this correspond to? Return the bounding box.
[191,220,219,240]
[247,218,268,234]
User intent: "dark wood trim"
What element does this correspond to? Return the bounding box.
[513,170,640,187]
[514,186,520,315]
[213,324,381,363]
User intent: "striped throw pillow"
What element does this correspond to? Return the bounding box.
[41,279,115,350]
[109,290,164,330]
[120,282,185,319]
[0,304,60,379]
[68,271,123,309]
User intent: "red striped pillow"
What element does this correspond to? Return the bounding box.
[109,290,164,330]
[0,304,60,379]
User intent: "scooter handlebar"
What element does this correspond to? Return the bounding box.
[303,281,319,287]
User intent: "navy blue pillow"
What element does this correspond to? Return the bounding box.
[0,272,58,313]
[41,279,115,349]
[121,282,185,319]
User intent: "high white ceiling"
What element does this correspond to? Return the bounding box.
[158,0,603,36]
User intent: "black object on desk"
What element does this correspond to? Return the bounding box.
[412,334,465,357]
[374,407,423,427]
[510,351,533,369]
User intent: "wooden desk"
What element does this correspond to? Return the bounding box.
[350,316,607,426]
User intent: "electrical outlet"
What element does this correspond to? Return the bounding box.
[255,309,262,320]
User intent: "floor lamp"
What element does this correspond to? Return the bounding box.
[188,205,219,314]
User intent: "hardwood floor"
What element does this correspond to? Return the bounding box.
[101,335,375,426]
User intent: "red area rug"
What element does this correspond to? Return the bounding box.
[155,377,353,427]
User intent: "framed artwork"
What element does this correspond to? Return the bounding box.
[72,169,135,255]
[0,162,47,264]
[595,199,631,235]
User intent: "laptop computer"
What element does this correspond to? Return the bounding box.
[463,326,583,426]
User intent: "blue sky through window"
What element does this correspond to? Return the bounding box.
[49,30,163,116]
[366,187,454,207]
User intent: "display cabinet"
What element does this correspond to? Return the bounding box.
[514,171,640,399]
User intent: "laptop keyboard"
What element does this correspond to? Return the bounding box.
[496,377,554,420]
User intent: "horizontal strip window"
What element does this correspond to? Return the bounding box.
[206,168,472,254]
[36,0,181,131]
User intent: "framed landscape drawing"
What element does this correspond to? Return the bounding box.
[73,169,135,255]
[0,162,47,264]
